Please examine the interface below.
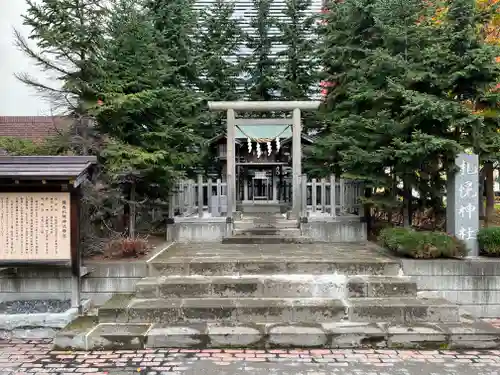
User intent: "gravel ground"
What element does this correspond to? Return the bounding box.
[0,299,71,314]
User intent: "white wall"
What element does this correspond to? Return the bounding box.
[0,0,58,116]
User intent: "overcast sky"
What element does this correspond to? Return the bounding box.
[0,0,57,116]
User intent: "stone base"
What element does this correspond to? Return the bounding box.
[239,202,287,214]
[166,218,228,243]
[0,299,92,340]
[54,319,500,350]
[301,216,366,242]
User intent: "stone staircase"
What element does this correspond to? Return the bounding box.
[224,213,308,244]
[55,242,500,350]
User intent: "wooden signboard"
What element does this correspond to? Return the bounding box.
[0,192,71,262]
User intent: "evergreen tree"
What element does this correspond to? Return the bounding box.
[15,0,105,113]
[244,0,279,101]
[276,0,320,131]
[437,0,500,221]
[309,0,470,225]
[91,0,203,204]
[276,0,319,100]
[16,0,107,156]
[197,0,244,138]
[146,0,201,87]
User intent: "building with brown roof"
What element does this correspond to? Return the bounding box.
[0,116,70,142]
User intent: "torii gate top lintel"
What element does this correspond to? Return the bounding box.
[207,101,321,112]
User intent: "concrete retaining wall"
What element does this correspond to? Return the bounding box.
[167,218,228,243]
[402,258,500,318]
[301,216,367,242]
[0,261,148,306]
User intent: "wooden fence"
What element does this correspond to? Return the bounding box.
[169,176,228,217]
[170,175,363,218]
[300,175,363,217]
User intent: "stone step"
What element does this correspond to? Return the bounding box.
[346,276,418,298]
[222,235,313,244]
[150,258,401,276]
[55,317,500,350]
[234,221,297,230]
[136,274,346,299]
[240,203,283,214]
[232,228,301,236]
[347,297,460,324]
[98,295,346,324]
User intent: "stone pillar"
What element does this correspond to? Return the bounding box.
[226,109,236,216]
[292,108,302,219]
[446,153,480,256]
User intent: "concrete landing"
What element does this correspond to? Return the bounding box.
[149,243,400,276]
[150,242,394,263]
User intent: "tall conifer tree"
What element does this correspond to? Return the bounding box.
[276,0,319,100]
[309,0,473,224]
[91,0,203,198]
[244,0,278,101]
[437,0,500,221]
[198,0,244,138]
[15,0,105,112]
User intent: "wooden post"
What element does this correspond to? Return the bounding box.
[330,174,336,217]
[188,179,194,216]
[179,180,185,215]
[312,178,317,213]
[292,108,302,219]
[168,192,175,218]
[216,178,222,215]
[364,186,372,235]
[70,188,82,313]
[226,109,236,216]
[243,176,248,201]
[207,178,213,214]
[320,178,326,213]
[340,178,345,214]
[273,174,278,202]
[197,174,203,218]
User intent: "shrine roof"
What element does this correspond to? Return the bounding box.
[0,156,97,184]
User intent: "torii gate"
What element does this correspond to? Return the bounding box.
[208,101,321,221]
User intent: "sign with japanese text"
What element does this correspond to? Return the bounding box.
[0,192,71,261]
[446,153,479,256]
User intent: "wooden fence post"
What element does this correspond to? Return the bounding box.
[340,178,345,214]
[312,178,317,213]
[168,192,175,218]
[320,178,326,213]
[179,180,185,215]
[216,178,222,215]
[330,174,336,217]
[197,175,203,218]
[207,178,213,214]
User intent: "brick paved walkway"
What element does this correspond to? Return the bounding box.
[2,339,500,374]
[484,318,500,329]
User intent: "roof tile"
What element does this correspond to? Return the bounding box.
[0,116,71,141]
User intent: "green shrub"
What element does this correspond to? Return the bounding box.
[477,227,500,256]
[378,227,466,259]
